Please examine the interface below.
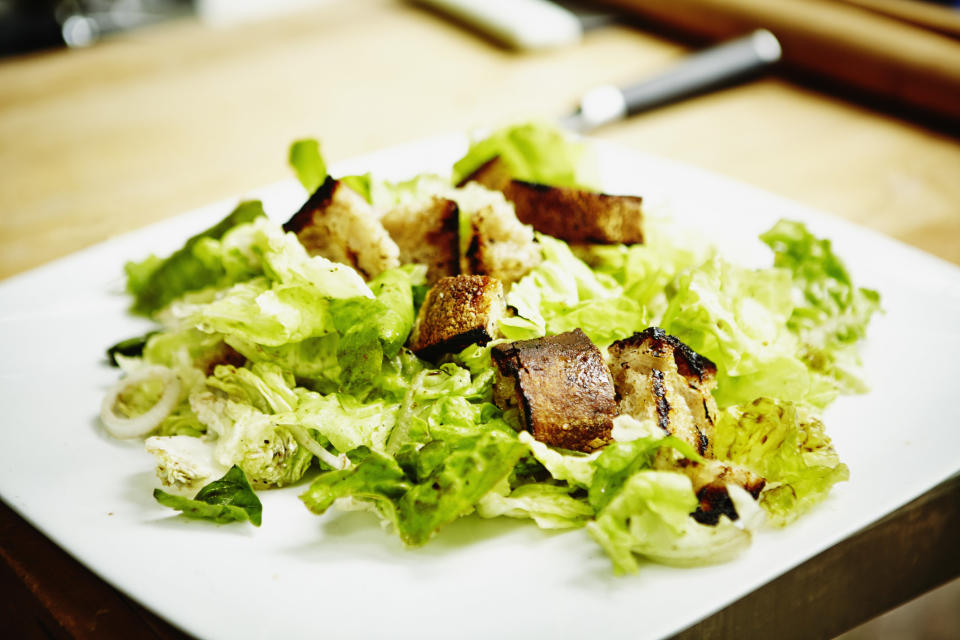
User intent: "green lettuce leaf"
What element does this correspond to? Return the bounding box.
[589,436,702,512]
[205,362,299,414]
[713,397,849,526]
[343,172,451,209]
[292,392,399,454]
[476,481,593,529]
[326,266,421,393]
[301,429,527,545]
[504,235,648,349]
[658,254,821,408]
[452,121,597,189]
[518,431,597,489]
[126,201,266,316]
[577,224,700,320]
[153,465,262,526]
[190,373,315,488]
[586,472,759,573]
[289,139,327,193]
[760,220,880,395]
[181,277,336,347]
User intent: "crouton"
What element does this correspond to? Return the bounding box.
[491,328,616,452]
[461,156,644,245]
[456,183,541,284]
[505,180,644,245]
[609,327,765,522]
[607,327,717,456]
[408,275,505,360]
[283,177,400,280]
[381,197,460,285]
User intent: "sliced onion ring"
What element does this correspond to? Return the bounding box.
[100,366,181,439]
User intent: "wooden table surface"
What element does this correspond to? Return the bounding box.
[1,0,958,638]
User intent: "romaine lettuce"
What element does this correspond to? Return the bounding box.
[154,465,263,526]
[476,481,594,529]
[301,429,527,545]
[713,397,849,526]
[126,201,266,316]
[107,125,880,575]
[587,474,760,573]
[452,121,597,189]
[505,235,648,348]
[761,220,881,395]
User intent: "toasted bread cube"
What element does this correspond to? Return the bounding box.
[505,180,644,245]
[283,177,400,280]
[456,183,541,285]
[609,327,765,522]
[461,156,644,245]
[608,327,718,457]
[408,275,505,360]
[491,329,616,452]
[381,197,460,285]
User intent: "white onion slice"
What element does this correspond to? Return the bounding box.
[100,366,181,439]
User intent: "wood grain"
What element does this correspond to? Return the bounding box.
[1,0,959,283]
[0,499,191,639]
[600,0,960,120]
[835,0,960,39]
[674,475,960,639]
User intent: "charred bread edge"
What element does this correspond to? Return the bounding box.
[413,326,495,362]
[612,327,718,382]
[283,175,337,234]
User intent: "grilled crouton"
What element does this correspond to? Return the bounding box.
[408,275,505,360]
[491,329,616,452]
[283,176,400,280]
[609,327,764,522]
[458,184,541,284]
[461,156,644,245]
[381,197,460,285]
[608,327,718,456]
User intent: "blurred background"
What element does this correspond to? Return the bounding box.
[0,1,958,638]
[1,0,959,56]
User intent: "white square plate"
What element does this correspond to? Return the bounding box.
[2,135,959,640]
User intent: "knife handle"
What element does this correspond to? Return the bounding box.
[575,29,781,129]
[621,29,781,113]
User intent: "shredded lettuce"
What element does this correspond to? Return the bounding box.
[589,436,702,513]
[154,465,263,526]
[476,481,594,529]
[504,235,648,348]
[126,201,266,316]
[761,220,881,395]
[713,398,849,526]
[301,430,527,545]
[452,121,598,189]
[190,389,313,489]
[658,254,823,408]
[587,474,760,573]
[106,124,879,573]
